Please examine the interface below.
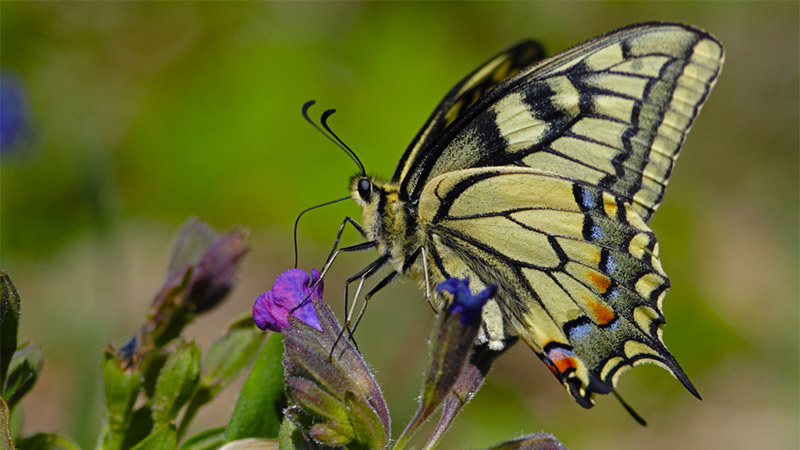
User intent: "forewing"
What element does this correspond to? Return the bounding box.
[403,22,724,222]
[418,167,698,407]
[393,40,546,185]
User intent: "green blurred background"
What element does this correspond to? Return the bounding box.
[1,2,797,449]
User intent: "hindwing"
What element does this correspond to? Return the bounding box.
[417,167,698,406]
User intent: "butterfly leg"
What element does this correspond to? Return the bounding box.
[342,253,389,326]
[295,217,372,315]
[420,247,434,311]
[315,216,373,318]
[397,247,437,312]
[294,238,377,317]
[347,270,399,337]
[319,216,369,280]
[330,253,390,357]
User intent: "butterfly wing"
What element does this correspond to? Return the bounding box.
[418,166,697,407]
[400,22,724,222]
[393,40,546,186]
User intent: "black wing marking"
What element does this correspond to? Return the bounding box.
[393,40,546,189]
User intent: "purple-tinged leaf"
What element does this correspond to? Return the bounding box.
[282,296,389,448]
[134,219,248,360]
[395,278,495,449]
[424,341,516,449]
[486,433,567,450]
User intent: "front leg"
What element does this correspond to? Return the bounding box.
[293,216,374,313]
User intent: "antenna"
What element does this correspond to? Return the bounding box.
[302,100,366,176]
[293,196,351,268]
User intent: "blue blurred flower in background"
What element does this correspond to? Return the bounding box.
[0,74,30,154]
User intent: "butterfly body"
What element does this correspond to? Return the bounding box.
[346,22,723,408]
[350,176,420,275]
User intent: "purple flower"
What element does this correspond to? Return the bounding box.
[437,277,496,325]
[253,269,323,332]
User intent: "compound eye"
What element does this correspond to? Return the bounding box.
[357,178,372,201]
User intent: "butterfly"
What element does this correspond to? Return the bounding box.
[325,22,724,410]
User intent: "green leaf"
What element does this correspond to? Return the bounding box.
[178,427,225,450]
[201,316,264,387]
[344,391,386,450]
[308,423,350,447]
[121,406,154,450]
[175,387,210,441]
[178,316,264,438]
[130,424,177,450]
[102,350,142,427]
[16,433,82,450]
[286,378,351,432]
[225,333,284,442]
[101,350,144,445]
[2,342,43,409]
[140,352,169,399]
[1,271,22,391]
[277,419,304,450]
[201,315,265,394]
[152,341,201,426]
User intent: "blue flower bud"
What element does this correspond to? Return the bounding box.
[437,277,497,325]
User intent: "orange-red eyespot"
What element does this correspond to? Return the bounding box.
[547,347,578,375]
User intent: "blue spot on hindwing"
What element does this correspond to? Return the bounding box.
[605,253,617,273]
[581,187,597,210]
[583,217,606,241]
[574,184,599,211]
[568,322,592,341]
[591,224,604,240]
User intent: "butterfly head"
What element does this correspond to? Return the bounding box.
[350,174,409,250]
[354,177,373,203]
[350,175,381,224]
